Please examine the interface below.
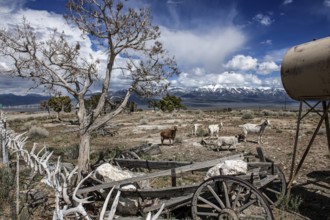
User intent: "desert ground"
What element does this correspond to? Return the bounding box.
[2,107,330,219]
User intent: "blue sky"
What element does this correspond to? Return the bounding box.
[1,0,330,94]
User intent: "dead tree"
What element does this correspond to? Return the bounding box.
[0,0,179,174]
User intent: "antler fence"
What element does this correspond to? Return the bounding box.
[0,111,162,219]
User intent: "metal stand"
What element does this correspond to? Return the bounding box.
[287,100,330,191]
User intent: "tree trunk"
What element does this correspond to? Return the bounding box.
[77,132,91,173]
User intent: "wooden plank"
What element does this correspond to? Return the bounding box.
[112,158,192,170]
[258,175,278,188]
[119,185,199,199]
[78,153,243,194]
[171,168,176,187]
[256,147,266,162]
[143,194,193,213]
[247,162,275,169]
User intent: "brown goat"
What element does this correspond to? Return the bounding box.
[160,126,177,146]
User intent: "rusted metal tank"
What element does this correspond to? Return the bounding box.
[281,36,330,101]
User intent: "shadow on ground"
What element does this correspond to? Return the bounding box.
[291,170,330,220]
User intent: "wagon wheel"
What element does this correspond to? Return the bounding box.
[244,154,287,207]
[191,175,273,220]
[259,164,286,207]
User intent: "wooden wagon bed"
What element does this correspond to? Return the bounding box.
[79,148,286,219]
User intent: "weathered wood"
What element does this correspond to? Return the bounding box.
[130,143,162,156]
[78,153,243,194]
[143,194,193,213]
[258,175,278,188]
[112,158,192,170]
[112,158,273,172]
[119,185,199,199]
[256,147,266,162]
[247,162,275,169]
[171,168,176,187]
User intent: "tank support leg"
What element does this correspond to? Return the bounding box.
[287,100,330,191]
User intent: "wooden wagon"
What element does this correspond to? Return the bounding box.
[77,147,286,220]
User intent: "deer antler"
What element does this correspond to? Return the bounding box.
[72,172,93,204]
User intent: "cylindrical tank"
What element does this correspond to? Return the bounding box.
[281,36,330,101]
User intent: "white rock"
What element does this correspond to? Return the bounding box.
[96,163,135,182]
[95,163,150,216]
[205,159,247,180]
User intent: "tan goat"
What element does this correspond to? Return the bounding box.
[160,126,177,146]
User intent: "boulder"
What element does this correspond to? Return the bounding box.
[95,163,150,216]
[205,159,247,180]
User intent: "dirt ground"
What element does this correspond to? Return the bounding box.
[4,108,330,219]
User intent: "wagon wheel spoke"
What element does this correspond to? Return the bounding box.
[240,215,267,220]
[197,195,222,213]
[222,180,231,208]
[206,184,225,209]
[238,199,257,212]
[261,192,275,205]
[264,187,282,195]
[195,212,219,217]
[233,185,243,208]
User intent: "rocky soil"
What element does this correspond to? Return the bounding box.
[4,108,330,219]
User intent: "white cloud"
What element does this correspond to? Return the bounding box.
[224,54,280,75]
[0,1,284,95]
[253,13,274,26]
[283,0,293,5]
[166,0,183,5]
[0,5,137,94]
[262,77,282,88]
[160,26,246,72]
[224,55,258,71]
[257,61,280,74]
[0,0,27,13]
[324,0,330,7]
[263,48,289,62]
[215,71,262,87]
[261,39,272,45]
[171,68,283,89]
[0,62,9,71]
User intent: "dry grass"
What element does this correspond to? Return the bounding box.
[4,108,330,219]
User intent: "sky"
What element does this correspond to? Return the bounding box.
[0,0,330,95]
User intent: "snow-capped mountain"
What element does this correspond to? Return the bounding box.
[166,86,294,106]
[112,85,294,107]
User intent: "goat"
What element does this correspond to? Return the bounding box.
[215,135,240,151]
[208,123,223,137]
[160,126,177,146]
[239,119,270,144]
[192,123,202,136]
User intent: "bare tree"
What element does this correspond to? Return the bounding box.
[0,0,179,173]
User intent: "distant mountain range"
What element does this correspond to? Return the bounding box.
[0,86,295,108]
[0,93,50,106]
[106,86,295,108]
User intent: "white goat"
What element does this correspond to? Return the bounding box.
[192,123,202,136]
[239,119,270,144]
[208,123,223,137]
[215,136,239,151]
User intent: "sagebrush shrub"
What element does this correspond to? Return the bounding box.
[241,113,254,119]
[0,166,14,212]
[139,119,148,125]
[27,126,49,138]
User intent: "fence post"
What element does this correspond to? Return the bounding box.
[0,111,9,165]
